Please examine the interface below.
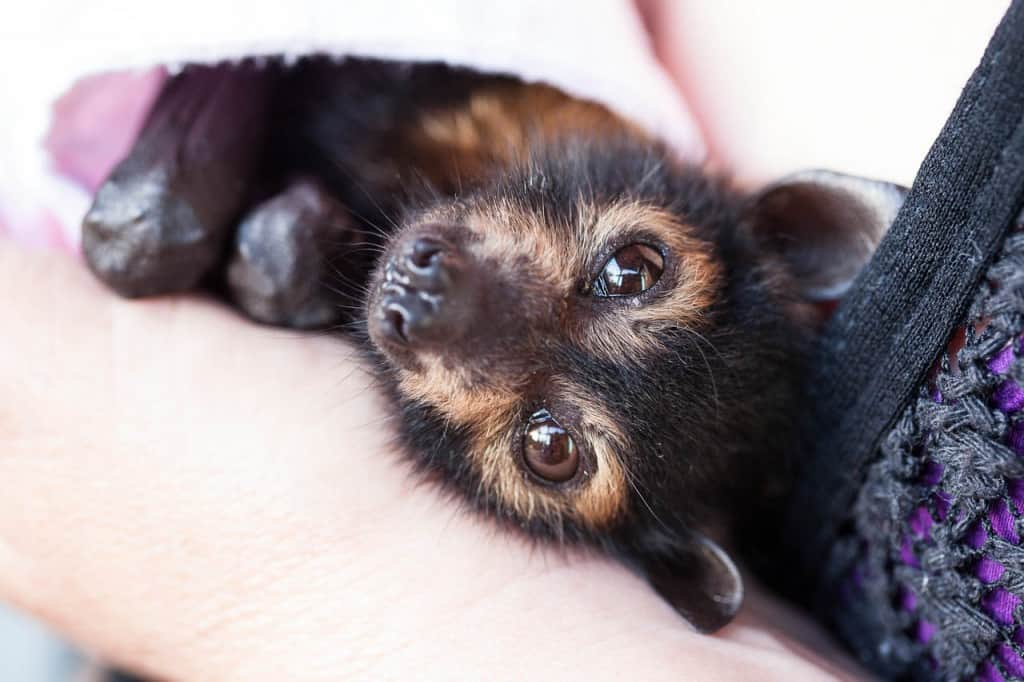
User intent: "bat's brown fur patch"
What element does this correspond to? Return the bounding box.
[402,82,642,193]
[397,356,524,427]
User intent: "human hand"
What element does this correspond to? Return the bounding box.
[0,239,866,681]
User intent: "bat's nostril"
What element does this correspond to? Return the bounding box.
[384,307,409,343]
[408,236,446,270]
[395,232,464,294]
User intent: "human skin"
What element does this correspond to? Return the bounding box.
[0,3,1007,680]
[641,0,1009,186]
[0,241,864,681]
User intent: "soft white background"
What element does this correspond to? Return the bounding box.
[650,0,1010,185]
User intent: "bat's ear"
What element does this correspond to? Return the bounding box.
[745,170,908,301]
[643,534,743,634]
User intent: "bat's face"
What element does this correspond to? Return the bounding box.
[364,140,905,631]
[370,193,727,533]
[366,141,808,547]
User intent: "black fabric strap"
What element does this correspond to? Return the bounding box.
[789,0,1024,582]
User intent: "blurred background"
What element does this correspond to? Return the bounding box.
[641,0,1009,186]
[0,605,81,680]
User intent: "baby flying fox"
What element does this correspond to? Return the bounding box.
[83,58,906,632]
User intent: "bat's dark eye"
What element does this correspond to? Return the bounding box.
[523,408,579,483]
[593,244,664,297]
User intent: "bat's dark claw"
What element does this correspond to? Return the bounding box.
[227,178,353,328]
[82,63,275,298]
[83,166,222,297]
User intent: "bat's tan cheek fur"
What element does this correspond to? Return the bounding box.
[460,201,725,362]
[394,361,630,530]
[387,293,632,529]
[464,379,630,531]
[396,360,524,430]
[570,205,724,362]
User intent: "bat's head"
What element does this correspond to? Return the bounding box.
[366,135,904,631]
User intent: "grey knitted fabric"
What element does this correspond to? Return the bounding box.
[825,218,1024,681]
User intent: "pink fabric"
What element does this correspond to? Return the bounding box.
[0,70,163,255]
[46,69,166,194]
[4,209,79,254]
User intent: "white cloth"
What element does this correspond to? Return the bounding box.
[0,0,703,249]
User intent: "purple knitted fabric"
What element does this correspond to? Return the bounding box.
[829,224,1024,681]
